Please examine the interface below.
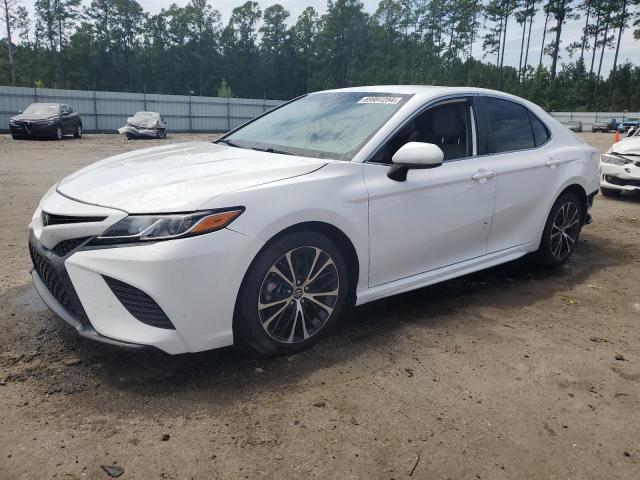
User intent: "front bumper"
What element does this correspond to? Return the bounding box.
[10,122,57,137]
[32,268,145,349]
[600,162,640,191]
[117,125,161,138]
[30,191,264,354]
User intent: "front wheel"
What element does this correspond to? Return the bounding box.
[235,231,349,356]
[536,192,584,267]
[55,125,63,140]
[74,124,82,138]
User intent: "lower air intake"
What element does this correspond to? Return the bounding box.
[103,276,175,330]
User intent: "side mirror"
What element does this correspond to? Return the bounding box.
[387,142,444,181]
[62,111,70,116]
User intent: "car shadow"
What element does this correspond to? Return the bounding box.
[3,229,628,415]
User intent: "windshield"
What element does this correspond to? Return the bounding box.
[133,112,160,120]
[23,103,59,116]
[223,92,411,160]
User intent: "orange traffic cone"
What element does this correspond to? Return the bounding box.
[614,130,620,143]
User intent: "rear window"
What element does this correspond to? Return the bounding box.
[529,112,550,146]
[483,97,535,153]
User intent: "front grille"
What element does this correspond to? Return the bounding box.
[29,242,73,312]
[103,276,175,330]
[53,237,91,256]
[605,175,640,187]
[42,212,106,226]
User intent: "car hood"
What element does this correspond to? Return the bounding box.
[56,142,329,213]
[11,113,58,121]
[608,136,640,155]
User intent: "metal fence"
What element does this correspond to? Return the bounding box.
[549,111,640,130]
[0,85,284,133]
[2,85,638,134]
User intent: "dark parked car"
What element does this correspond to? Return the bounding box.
[620,117,640,132]
[563,120,583,132]
[9,103,82,140]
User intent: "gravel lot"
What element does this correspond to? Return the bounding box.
[1,132,639,480]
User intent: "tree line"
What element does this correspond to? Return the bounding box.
[1,0,640,111]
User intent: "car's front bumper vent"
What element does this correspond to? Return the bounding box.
[103,276,175,330]
[42,211,106,226]
[29,241,74,313]
[53,237,91,257]
[605,175,640,187]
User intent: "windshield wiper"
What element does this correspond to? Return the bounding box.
[216,138,245,149]
[250,146,293,156]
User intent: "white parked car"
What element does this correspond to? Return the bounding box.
[600,128,640,196]
[29,86,599,355]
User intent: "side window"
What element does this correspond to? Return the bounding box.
[483,97,535,153]
[369,100,474,164]
[529,112,550,146]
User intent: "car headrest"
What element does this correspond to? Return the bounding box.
[432,107,465,138]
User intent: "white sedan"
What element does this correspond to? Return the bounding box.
[600,128,640,196]
[29,86,599,355]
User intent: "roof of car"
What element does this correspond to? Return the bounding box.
[319,85,518,96]
[135,111,161,115]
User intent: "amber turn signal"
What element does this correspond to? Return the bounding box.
[191,209,244,234]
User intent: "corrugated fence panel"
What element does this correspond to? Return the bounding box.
[0,86,283,133]
[550,112,640,129]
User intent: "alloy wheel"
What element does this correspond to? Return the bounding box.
[550,201,580,260]
[56,126,63,140]
[77,125,82,137]
[257,246,339,344]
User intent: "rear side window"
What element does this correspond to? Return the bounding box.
[529,112,550,146]
[483,97,535,153]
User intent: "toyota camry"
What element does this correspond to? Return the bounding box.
[29,86,600,355]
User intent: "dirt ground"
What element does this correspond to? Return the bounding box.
[0,132,639,480]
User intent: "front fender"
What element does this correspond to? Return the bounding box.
[200,161,370,292]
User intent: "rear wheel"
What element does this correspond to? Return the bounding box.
[236,231,349,356]
[600,187,621,197]
[536,192,584,267]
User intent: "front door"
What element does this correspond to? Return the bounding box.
[363,98,497,287]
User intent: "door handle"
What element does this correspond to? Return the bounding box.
[472,170,495,183]
[545,158,562,168]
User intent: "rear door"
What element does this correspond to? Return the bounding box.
[475,96,564,253]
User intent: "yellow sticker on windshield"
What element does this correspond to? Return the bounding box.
[357,96,403,104]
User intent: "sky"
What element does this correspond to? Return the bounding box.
[23,0,640,73]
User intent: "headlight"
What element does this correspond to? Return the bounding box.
[601,154,632,166]
[41,120,56,125]
[92,208,244,245]
[9,119,17,126]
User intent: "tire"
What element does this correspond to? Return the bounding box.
[161,129,167,139]
[600,187,621,197]
[11,134,21,140]
[55,125,63,140]
[235,231,349,356]
[536,192,584,267]
[74,124,82,138]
